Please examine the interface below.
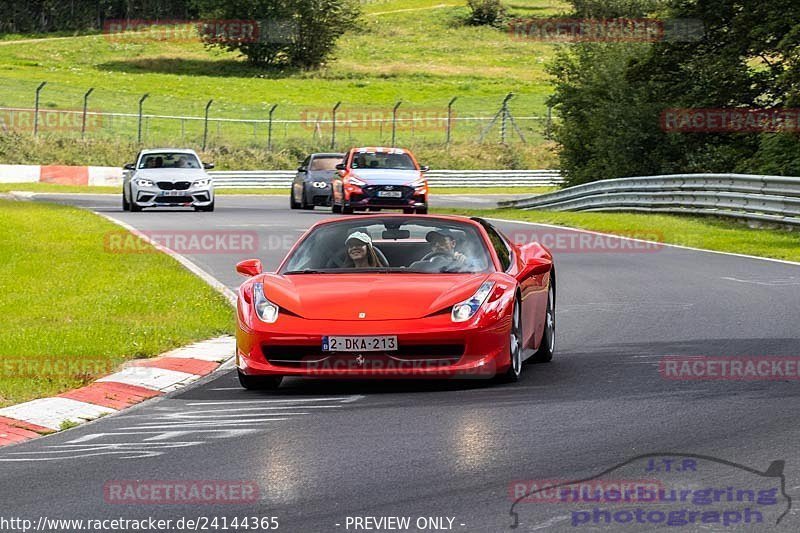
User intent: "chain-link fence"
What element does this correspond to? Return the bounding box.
[0,77,553,151]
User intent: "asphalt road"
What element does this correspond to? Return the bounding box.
[2,194,799,532]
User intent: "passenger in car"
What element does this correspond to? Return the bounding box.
[343,231,382,268]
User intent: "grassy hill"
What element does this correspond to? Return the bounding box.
[0,0,570,169]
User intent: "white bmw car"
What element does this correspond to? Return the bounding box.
[122,148,215,212]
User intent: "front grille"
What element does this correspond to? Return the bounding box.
[262,343,464,369]
[155,196,193,204]
[157,181,191,190]
[362,185,413,202]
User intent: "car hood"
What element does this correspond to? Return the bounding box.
[261,273,490,320]
[307,170,337,181]
[134,169,208,180]
[349,169,423,185]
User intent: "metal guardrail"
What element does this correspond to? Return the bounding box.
[209,170,564,189]
[499,173,800,226]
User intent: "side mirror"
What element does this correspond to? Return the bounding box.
[297,166,306,172]
[524,257,552,277]
[236,259,262,278]
[420,165,430,172]
[123,163,135,170]
[335,163,346,171]
[203,162,215,170]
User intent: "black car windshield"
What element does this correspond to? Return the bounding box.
[281,218,493,274]
[309,156,342,171]
[138,153,201,169]
[350,151,416,170]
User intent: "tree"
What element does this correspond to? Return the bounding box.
[194,0,360,69]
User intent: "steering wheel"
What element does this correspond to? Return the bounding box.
[420,251,452,262]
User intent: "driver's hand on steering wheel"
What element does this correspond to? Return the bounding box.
[453,252,466,265]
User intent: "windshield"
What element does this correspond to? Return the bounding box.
[309,156,343,171]
[138,153,201,169]
[281,218,493,274]
[350,151,416,170]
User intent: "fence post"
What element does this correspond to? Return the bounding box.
[501,92,513,145]
[446,96,457,146]
[391,101,402,147]
[81,88,94,139]
[331,101,341,150]
[33,82,47,137]
[137,93,149,144]
[202,99,213,151]
[545,104,553,140]
[268,104,278,151]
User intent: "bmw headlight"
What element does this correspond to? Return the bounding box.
[451,281,495,323]
[135,179,154,187]
[193,178,211,188]
[253,282,279,323]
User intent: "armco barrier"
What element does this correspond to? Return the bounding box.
[0,166,563,189]
[499,173,800,226]
[209,169,564,188]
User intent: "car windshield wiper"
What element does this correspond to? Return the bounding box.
[283,269,326,274]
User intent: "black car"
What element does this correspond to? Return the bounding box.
[290,153,345,210]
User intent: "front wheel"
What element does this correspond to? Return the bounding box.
[342,205,354,214]
[416,206,428,215]
[122,192,130,211]
[237,370,282,391]
[332,202,342,213]
[290,188,300,209]
[529,282,555,363]
[497,298,523,382]
[301,190,314,210]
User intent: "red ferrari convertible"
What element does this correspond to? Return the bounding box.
[234,215,555,389]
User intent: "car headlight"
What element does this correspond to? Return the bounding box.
[193,178,211,188]
[410,179,426,188]
[451,281,495,323]
[347,176,367,187]
[312,181,328,188]
[253,283,279,323]
[135,179,154,187]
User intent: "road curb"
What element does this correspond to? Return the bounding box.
[0,336,235,447]
[0,195,240,449]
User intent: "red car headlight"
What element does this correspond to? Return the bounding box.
[253,282,279,323]
[452,281,495,322]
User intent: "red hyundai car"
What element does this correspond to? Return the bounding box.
[234,215,555,390]
[330,147,429,214]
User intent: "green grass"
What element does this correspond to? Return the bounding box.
[0,199,234,407]
[0,1,569,158]
[433,207,800,262]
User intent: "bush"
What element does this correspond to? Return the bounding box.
[466,0,507,27]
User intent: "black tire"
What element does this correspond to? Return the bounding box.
[497,297,523,383]
[290,187,300,209]
[403,208,414,214]
[529,282,555,363]
[130,200,142,212]
[416,206,428,215]
[342,204,354,214]
[301,189,314,210]
[122,191,130,211]
[237,370,282,391]
[332,201,342,213]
